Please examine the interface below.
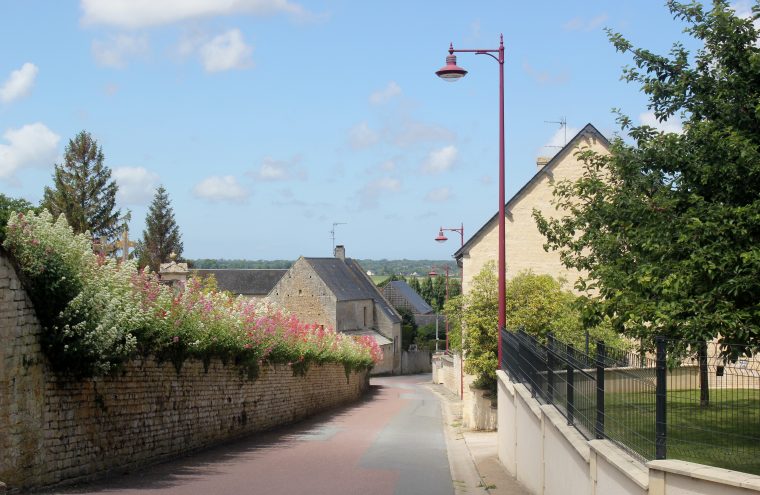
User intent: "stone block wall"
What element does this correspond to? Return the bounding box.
[0,251,369,492]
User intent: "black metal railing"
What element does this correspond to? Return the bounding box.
[500,328,760,474]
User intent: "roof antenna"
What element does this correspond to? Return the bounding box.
[543,117,567,149]
[330,222,347,253]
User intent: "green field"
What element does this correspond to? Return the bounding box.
[371,275,390,285]
[574,388,760,474]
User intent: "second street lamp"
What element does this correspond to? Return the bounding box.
[436,35,506,368]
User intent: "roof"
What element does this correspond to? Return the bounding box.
[195,269,287,296]
[383,280,434,315]
[454,123,610,261]
[340,329,393,346]
[304,257,402,324]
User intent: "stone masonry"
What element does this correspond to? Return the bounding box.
[0,251,369,492]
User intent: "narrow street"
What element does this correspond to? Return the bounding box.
[49,374,455,495]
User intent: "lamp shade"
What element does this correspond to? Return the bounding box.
[436,54,467,81]
[435,228,448,242]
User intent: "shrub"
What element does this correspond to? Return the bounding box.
[4,210,380,377]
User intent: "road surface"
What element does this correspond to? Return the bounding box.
[49,374,454,495]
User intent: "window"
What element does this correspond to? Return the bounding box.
[363,306,367,327]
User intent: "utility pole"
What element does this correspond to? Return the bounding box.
[330,222,347,252]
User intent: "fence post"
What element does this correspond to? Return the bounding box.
[656,336,667,460]
[547,333,555,402]
[595,340,606,439]
[567,343,575,426]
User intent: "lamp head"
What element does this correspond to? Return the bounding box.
[435,228,448,242]
[428,270,438,277]
[436,48,467,81]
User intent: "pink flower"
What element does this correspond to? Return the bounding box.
[172,336,179,343]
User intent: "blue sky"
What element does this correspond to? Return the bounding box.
[0,1,745,260]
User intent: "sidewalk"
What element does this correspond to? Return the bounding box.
[427,382,531,495]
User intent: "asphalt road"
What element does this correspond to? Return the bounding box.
[49,374,454,495]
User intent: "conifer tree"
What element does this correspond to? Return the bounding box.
[139,185,183,272]
[43,130,120,240]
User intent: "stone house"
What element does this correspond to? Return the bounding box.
[454,123,609,293]
[435,123,610,428]
[195,269,287,303]
[267,246,402,375]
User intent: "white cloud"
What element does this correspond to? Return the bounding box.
[357,177,401,208]
[539,125,580,156]
[522,62,570,85]
[0,63,39,103]
[251,155,304,181]
[369,81,401,105]
[80,0,312,28]
[199,29,253,72]
[192,175,249,202]
[393,121,455,147]
[425,187,452,202]
[0,123,60,181]
[348,121,379,149]
[639,111,683,134]
[379,160,396,172]
[113,166,160,205]
[421,145,458,174]
[92,34,148,68]
[731,1,760,31]
[563,13,609,32]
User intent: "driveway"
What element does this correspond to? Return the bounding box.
[47,374,454,495]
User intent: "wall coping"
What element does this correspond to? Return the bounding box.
[648,459,760,491]
[540,404,591,462]
[496,370,515,397]
[512,382,543,419]
[589,439,649,490]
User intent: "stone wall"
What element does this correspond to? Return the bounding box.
[432,353,461,398]
[0,252,369,492]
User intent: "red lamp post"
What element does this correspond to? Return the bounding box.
[428,265,451,352]
[436,35,506,369]
[434,223,464,248]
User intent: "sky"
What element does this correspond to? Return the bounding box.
[1,1,751,260]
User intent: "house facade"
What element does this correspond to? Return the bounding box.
[455,123,609,294]
[267,246,402,375]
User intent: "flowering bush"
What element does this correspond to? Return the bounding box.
[4,210,380,377]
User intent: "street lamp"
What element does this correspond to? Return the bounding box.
[434,223,465,248]
[436,35,506,368]
[429,265,451,353]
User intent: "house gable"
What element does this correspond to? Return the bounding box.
[455,123,610,293]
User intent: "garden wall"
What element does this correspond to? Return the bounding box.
[497,370,760,495]
[0,252,369,492]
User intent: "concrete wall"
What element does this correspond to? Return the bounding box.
[401,350,431,374]
[496,370,760,495]
[432,353,461,398]
[463,384,497,431]
[0,252,369,492]
[268,257,337,329]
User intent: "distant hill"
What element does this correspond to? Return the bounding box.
[188,258,459,277]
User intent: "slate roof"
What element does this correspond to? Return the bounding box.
[454,123,610,262]
[304,257,402,324]
[383,280,434,315]
[195,269,287,296]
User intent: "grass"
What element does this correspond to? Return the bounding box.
[570,387,760,474]
[370,275,390,285]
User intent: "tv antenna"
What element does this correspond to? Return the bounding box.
[544,117,567,149]
[330,222,347,252]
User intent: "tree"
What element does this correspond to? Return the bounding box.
[43,131,120,241]
[0,193,37,243]
[139,185,183,272]
[534,1,760,403]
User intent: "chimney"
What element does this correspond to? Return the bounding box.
[334,245,346,261]
[536,156,551,171]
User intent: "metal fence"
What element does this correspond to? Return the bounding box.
[501,329,760,474]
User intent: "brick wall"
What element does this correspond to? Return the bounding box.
[0,251,369,492]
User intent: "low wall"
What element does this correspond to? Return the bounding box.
[0,253,369,492]
[432,352,461,398]
[463,384,497,431]
[401,350,431,374]
[497,370,760,495]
